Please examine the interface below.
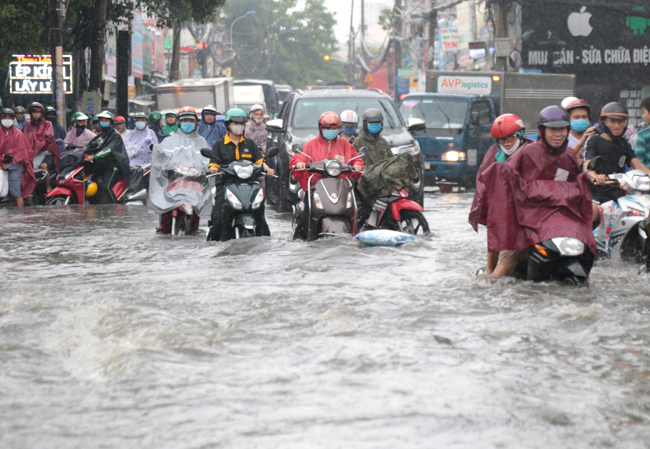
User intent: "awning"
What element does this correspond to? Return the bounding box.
[128,98,156,106]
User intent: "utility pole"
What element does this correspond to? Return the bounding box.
[346,0,355,84]
[171,20,181,81]
[494,0,508,71]
[117,29,130,119]
[49,0,65,128]
[428,0,437,70]
[394,0,403,101]
[360,0,366,61]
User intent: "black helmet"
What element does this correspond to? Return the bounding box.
[1,108,15,118]
[600,102,629,120]
[14,106,25,114]
[45,106,57,116]
[537,105,570,128]
[363,108,383,124]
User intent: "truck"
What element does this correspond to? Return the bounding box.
[155,78,234,115]
[233,79,279,115]
[233,84,266,115]
[398,71,576,187]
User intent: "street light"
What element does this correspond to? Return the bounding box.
[229,11,256,48]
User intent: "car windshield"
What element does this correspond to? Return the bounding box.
[399,97,469,129]
[292,98,402,130]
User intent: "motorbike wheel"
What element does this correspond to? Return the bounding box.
[381,210,430,235]
[620,225,645,263]
[185,215,193,235]
[45,195,71,206]
[236,227,255,239]
[563,276,589,288]
[173,215,186,236]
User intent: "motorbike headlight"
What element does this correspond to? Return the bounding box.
[234,164,254,180]
[346,191,353,208]
[226,188,243,210]
[551,237,585,256]
[395,143,420,155]
[325,160,342,177]
[635,176,650,192]
[252,188,265,209]
[441,151,466,162]
[313,192,324,209]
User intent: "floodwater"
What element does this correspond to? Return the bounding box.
[2,192,650,448]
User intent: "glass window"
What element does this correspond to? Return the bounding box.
[399,97,469,129]
[292,98,402,130]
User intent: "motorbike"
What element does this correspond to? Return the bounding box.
[202,147,279,241]
[160,160,210,236]
[360,188,429,235]
[588,156,650,273]
[292,150,363,240]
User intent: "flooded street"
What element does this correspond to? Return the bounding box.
[3,192,650,448]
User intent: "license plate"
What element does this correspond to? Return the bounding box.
[424,162,431,169]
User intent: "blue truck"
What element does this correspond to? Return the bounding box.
[399,71,576,187]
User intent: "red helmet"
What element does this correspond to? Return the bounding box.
[491,113,524,138]
[114,116,126,124]
[28,102,44,113]
[563,98,591,116]
[318,111,342,131]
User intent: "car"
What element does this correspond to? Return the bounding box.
[264,89,426,212]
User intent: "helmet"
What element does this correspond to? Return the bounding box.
[363,108,383,124]
[177,106,198,121]
[224,108,248,125]
[600,102,629,120]
[148,111,162,123]
[563,98,591,117]
[133,112,147,120]
[560,96,579,109]
[1,108,16,118]
[114,115,126,124]
[537,106,570,128]
[85,180,98,197]
[340,110,359,127]
[14,106,25,114]
[96,110,115,122]
[92,115,99,122]
[71,112,89,122]
[202,105,218,115]
[249,104,265,114]
[45,106,57,116]
[491,114,525,138]
[165,111,178,117]
[28,102,44,113]
[318,111,342,131]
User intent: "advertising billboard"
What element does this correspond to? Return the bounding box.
[10,54,73,95]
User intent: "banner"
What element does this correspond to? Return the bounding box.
[10,54,73,94]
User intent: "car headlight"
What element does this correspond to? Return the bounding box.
[551,237,585,256]
[234,164,254,180]
[252,188,265,209]
[394,143,420,156]
[635,176,650,191]
[313,192,324,209]
[226,188,243,210]
[325,160,342,177]
[441,151,466,162]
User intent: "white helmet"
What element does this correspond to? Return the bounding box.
[340,110,359,127]
[250,104,265,114]
[560,97,579,109]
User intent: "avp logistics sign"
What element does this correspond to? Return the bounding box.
[10,55,73,95]
[437,76,492,95]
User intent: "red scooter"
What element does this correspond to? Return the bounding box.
[361,188,429,235]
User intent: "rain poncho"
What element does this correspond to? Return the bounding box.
[124,127,157,166]
[244,120,268,150]
[163,120,178,135]
[22,119,59,167]
[148,129,212,218]
[15,118,26,131]
[85,128,131,177]
[148,122,168,143]
[0,125,36,197]
[64,124,96,149]
[198,120,226,148]
[354,129,393,166]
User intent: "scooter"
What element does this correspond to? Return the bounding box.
[361,188,429,235]
[292,150,363,240]
[588,156,650,273]
[202,147,279,241]
[160,160,209,236]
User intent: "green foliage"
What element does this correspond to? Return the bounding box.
[224,0,344,88]
[378,7,393,31]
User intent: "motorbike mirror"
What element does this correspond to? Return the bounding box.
[266,147,280,158]
[200,148,213,159]
[587,156,605,173]
[349,153,364,162]
[293,146,311,160]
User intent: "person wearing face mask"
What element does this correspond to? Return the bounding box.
[198,105,226,148]
[22,102,59,193]
[0,109,36,206]
[564,99,596,162]
[14,106,27,131]
[339,110,359,144]
[147,111,168,143]
[114,116,131,141]
[64,112,96,151]
[469,114,532,275]
[244,104,268,152]
[82,111,131,204]
[124,112,158,166]
[353,108,393,166]
[163,112,179,135]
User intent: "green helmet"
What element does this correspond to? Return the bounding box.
[96,110,114,122]
[165,111,178,117]
[149,111,162,123]
[224,108,247,125]
[71,112,89,122]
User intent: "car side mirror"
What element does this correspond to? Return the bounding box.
[407,117,426,133]
[587,156,605,173]
[266,146,280,158]
[265,119,285,133]
[200,148,213,159]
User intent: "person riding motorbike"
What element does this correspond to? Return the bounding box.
[244,104,268,152]
[44,106,66,160]
[339,110,359,144]
[290,111,364,240]
[564,98,596,161]
[353,108,393,166]
[584,102,650,223]
[148,111,168,143]
[148,107,212,234]
[14,106,27,131]
[163,112,178,135]
[207,108,274,241]
[0,108,36,206]
[198,105,226,148]
[22,102,58,193]
[114,116,130,141]
[469,113,531,275]
[470,105,596,278]
[64,112,96,150]
[124,112,157,166]
[82,111,131,204]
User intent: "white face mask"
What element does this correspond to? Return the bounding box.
[253,118,263,125]
[229,124,245,136]
[499,137,521,156]
[1,119,14,129]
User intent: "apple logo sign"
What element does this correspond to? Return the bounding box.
[568,6,593,37]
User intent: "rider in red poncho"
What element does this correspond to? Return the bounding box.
[22,102,59,193]
[0,108,37,206]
